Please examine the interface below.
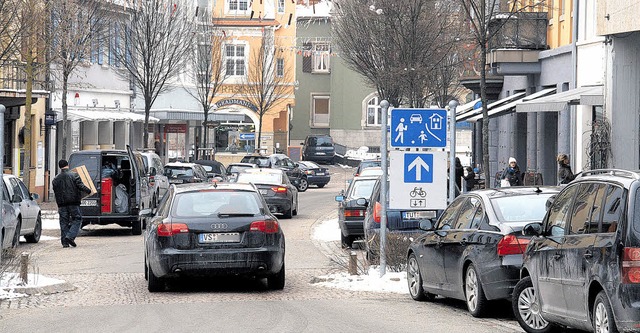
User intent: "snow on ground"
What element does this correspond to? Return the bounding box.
[1,213,408,299]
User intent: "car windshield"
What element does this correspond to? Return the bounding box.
[301,161,319,169]
[348,179,377,199]
[241,156,270,167]
[236,172,283,186]
[491,194,555,222]
[166,167,193,177]
[308,136,333,146]
[359,160,381,171]
[172,190,261,217]
[229,165,252,173]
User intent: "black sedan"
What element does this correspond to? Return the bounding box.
[143,182,285,292]
[406,186,559,318]
[298,161,330,188]
[236,168,299,219]
[164,162,208,184]
[335,175,379,248]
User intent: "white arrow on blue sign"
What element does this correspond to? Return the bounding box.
[404,153,433,183]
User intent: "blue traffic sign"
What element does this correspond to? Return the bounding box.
[404,153,433,183]
[390,108,447,148]
[239,133,255,140]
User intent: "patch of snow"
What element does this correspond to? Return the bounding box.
[0,273,65,300]
[314,266,408,294]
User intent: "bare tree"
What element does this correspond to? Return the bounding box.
[49,0,111,159]
[15,0,51,190]
[0,0,22,64]
[184,7,228,159]
[115,0,196,148]
[332,0,458,107]
[458,0,545,187]
[241,28,294,149]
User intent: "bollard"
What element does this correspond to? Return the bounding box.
[349,251,358,276]
[20,252,29,285]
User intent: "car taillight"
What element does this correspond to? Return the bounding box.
[345,209,365,218]
[497,234,530,256]
[622,247,640,284]
[149,175,155,185]
[250,220,279,233]
[304,170,314,175]
[271,186,288,193]
[373,201,382,223]
[157,223,189,237]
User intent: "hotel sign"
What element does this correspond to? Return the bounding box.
[214,99,258,112]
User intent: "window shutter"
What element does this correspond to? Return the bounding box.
[302,42,312,73]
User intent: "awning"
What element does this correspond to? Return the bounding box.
[56,109,159,123]
[148,110,246,122]
[516,85,603,113]
[456,92,526,122]
[465,88,556,122]
[455,98,481,116]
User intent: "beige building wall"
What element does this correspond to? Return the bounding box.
[597,0,640,35]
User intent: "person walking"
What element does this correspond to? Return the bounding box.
[52,159,91,248]
[454,157,464,192]
[463,166,476,192]
[557,153,576,184]
[500,157,522,186]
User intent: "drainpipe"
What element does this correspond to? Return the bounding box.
[570,0,579,168]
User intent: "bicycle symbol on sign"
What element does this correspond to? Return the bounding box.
[410,187,426,198]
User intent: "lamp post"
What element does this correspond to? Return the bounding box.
[379,99,389,276]
[448,99,458,203]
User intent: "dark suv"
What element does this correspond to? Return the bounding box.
[240,154,308,192]
[513,169,640,333]
[301,134,335,164]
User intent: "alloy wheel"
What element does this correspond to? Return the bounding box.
[517,285,549,330]
[407,256,421,297]
[465,267,479,312]
[594,302,610,333]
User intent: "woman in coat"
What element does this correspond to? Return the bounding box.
[557,153,576,184]
[501,157,522,186]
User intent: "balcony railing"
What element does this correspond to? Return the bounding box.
[488,12,548,50]
[0,60,48,91]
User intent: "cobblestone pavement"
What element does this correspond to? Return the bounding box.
[0,165,406,313]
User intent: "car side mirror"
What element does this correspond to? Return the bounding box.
[522,222,543,236]
[11,194,22,203]
[335,195,344,202]
[30,193,39,200]
[355,198,368,207]
[419,219,435,231]
[149,167,157,176]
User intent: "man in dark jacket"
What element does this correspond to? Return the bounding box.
[52,159,91,248]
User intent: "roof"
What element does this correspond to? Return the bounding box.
[243,168,285,175]
[172,182,257,194]
[165,162,200,168]
[471,186,560,199]
[227,162,259,167]
[194,160,224,167]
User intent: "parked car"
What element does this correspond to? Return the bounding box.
[360,178,439,262]
[140,151,169,206]
[226,162,259,181]
[358,166,383,177]
[236,168,298,219]
[335,175,379,248]
[297,161,330,188]
[240,153,308,192]
[0,180,21,250]
[3,174,42,244]
[354,159,381,177]
[194,159,227,181]
[163,162,208,185]
[68,146,152,235]
[142,182,285,292]
[301,134,335,164]
[513,169,640,333]
[406,186,559,318]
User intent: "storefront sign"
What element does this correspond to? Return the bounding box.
[214,99,258,112]
[164,124,187,133]
[45,111,57,125]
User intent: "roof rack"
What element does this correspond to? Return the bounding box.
[578,169,640,180]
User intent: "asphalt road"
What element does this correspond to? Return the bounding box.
[0,165,533,332]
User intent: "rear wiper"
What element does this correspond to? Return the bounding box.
[217,212,255,218]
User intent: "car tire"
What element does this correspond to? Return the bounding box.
[465,263,488,317]
[297,178,308,192]
[11,218,21,248]
[594,291,619,333]
[292,198,298,216]
[268,262,285,290]
[317,183,326,188]
[147,261,164,292]
[283,202,293,219]
[512,276,556,333]
[407,253,435,301]
[132,217,143,235]
[24,214,42,243]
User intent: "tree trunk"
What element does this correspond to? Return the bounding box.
[480,42,490,189]
[61,74,69,160]
[203,108,208,159]
[257,112,264,153]
[143,97,151,149]
[23,55,33,190]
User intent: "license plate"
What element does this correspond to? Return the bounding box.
[259,189,268,195]
[316,152,326,155]
[316,172,325,176]
[199,233,240,243]
[169,179,183,184]
[80,199,98,207]
[403,210,437,220]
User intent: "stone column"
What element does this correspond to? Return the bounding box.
[81,121,99,150]
[98,121,114,149]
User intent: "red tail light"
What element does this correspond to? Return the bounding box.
[622,247,640,284]
[345,209,365,218]
[250,220,279,233]
[157,223,189,237]
[149,175,156,186]
[497,234,530,256]
[373,201,382,223]
[271,186,288,193]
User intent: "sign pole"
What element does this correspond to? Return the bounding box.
[448,100,458,203]
[379,99,389,277]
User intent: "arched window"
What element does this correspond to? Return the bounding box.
[365,95,382,126]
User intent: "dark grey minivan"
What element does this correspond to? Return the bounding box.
[67,146,152,235]
[301,134,335,164]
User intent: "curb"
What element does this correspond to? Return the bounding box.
[4,282,76,296]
